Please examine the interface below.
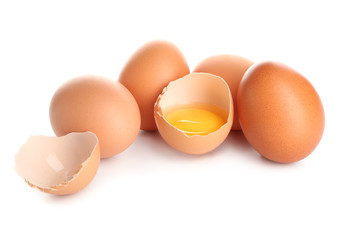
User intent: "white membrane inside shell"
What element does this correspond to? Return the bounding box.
[14,132,98,189]
[157,72,231,118]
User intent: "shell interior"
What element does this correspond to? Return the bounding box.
[14,132,98,189]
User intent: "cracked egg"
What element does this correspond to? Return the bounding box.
[154,73,233,155]
[14,131,100,195]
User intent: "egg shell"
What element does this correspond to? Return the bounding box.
[119,40,190,131]
[237,61,325,163]
[154,73,233,155]
[193,54,254,130]
[15,132,100,195]
[50,76,140,158]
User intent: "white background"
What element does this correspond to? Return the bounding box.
[1,0,359,239]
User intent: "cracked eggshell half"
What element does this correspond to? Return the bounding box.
[154,73,233,155]
[15,132,100,195]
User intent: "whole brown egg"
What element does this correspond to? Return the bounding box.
[237,62,325,163]
[119,40,190,131]
[50,76,140,158]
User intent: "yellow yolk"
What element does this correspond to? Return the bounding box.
[165,106,226,136]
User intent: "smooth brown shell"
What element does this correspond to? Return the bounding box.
[237,62,325,163]
[119,40,190,131]
[50,76,140,158]
[193,54,253,130]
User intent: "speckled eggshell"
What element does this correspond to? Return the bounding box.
[193,54,254,130]
[154,73,233,155]
[237,61,325,163]
[119,40,190,131]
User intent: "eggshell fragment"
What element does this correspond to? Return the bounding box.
[119,40,190,131]
[14,132,100,195]
[50,76,140,158]
[193,54,254,130]
[237,61,325,163]
[154,73,233,155]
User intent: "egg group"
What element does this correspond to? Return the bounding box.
[15,40,325,195]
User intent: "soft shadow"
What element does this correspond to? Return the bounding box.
[225,131,303,168]
[138,130,214,162]
[224,130,254,153]
[99,153,121,162]
[96,131,171,164]
[43,184,94,203]
[139,131,177,154]
[42,130,305,202]
[258,155,303,168]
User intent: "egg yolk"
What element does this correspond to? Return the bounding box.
[165,106,226,136]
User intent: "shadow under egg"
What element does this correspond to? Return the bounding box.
[224,130,254,153]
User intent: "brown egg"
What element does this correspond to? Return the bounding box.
[193,54,253,130]
[154,73,233,155]
[50,76,140,158]
[119,40,190,131]
[237,61,325,163]
[15,132,100,195]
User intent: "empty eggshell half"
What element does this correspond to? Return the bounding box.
[154,73,233,155]
[15,131,100,195]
